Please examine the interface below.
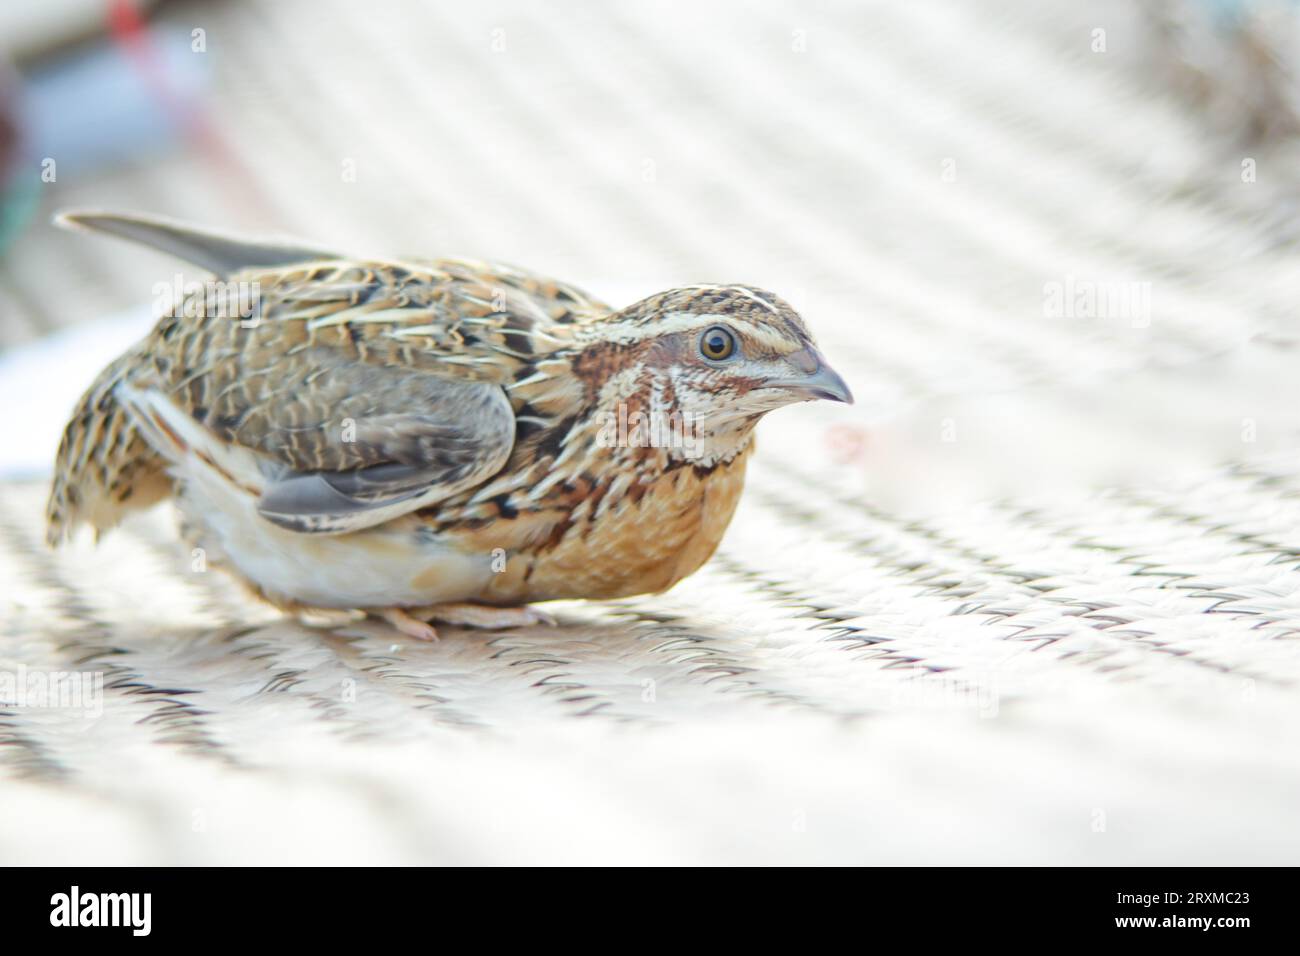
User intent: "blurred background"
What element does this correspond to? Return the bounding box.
[4,0,1300,502]
[2,0,1300,865]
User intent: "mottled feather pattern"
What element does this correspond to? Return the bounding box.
[47,212,850,624]
[52,255,600,537]
[46,347,171,541]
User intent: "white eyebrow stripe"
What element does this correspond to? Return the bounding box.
[726,286,780,314]
[655,284,781,316]
[588,311,709,343]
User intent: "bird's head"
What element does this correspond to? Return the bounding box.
[578,285,852,465]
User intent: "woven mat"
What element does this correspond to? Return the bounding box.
[3,0,1300,864]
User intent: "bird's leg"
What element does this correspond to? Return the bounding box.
[371,603,553,641]
[375,607,440,642]
[286,603,438,641]
[411,602,557,629]
[294,607,366,629]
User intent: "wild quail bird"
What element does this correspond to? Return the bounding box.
[46,212,852,640]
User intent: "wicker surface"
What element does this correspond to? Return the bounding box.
[2,0,1300,864]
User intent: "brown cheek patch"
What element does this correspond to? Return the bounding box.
[646,333,693,366]
[730,376,767,398]
[665,330,774,398]
[570,341,630,399]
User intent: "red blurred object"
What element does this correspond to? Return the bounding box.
[824,423,870,466]
[100,0,274,222]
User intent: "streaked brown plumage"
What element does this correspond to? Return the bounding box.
[47,212,852,639]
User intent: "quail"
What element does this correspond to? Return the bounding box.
[46,212,853,640]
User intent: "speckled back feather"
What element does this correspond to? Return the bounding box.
[46,213,611,542]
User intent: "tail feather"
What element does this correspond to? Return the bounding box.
[46,208,340,544]
[54,210,339,277]
[45,351,171,545]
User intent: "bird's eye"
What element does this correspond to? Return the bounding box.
[699,326,737,361]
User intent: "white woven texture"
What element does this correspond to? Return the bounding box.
[3,0,1300,864]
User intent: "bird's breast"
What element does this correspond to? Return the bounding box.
[460,447,752,604]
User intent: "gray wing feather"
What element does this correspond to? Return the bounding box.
[257,465,434,533]
[248,368,517,535]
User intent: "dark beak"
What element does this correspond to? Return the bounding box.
[766,350,855,404]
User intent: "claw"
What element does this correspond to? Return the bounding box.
[377,608,440,641]
[524,606,558,627]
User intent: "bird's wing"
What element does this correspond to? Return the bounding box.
[138,266,539,534]
[55,211,609,536]
[120,344,519,535]
[246,359,517,534]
